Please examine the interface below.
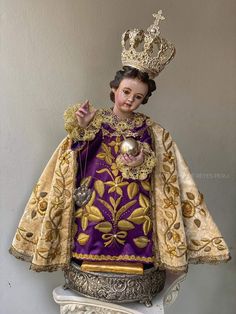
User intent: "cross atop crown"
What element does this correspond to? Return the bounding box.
[147,10,165,36]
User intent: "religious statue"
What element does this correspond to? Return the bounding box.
[9,10,230,306]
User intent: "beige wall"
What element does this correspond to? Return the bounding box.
[1,1,235,313]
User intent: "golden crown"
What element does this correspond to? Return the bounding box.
[121,11,176,79]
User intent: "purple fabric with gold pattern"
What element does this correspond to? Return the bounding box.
[71,115,154,264]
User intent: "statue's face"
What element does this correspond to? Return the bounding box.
[112,78,148,118]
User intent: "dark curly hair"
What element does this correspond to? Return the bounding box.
[109,66,156,104]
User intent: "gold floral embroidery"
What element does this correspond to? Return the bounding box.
[95,221,112,233]
[96,143,114,165]
[15,227,37,245]
[188,237,227,253]
[182,192,203,219]
[77,233,90,245]
[161,130,187,258]
[181,191,228,253]
[35,139,74,262]
[127,194,152,236]
[127,182,139,199]
[72,123,154,249]
[97,197,137,246]
[105,175,129,196]
[133,236,150,249]
[141,180,151,191]
[111,162,119,177]
[109,136,122,154]
[94,180,105,197]
[30,185,48,217]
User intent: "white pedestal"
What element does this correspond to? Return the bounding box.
[53,272,186,314]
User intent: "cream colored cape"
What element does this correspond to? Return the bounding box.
[9,122,230,272]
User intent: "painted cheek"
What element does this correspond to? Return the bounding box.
[118,93,126,104]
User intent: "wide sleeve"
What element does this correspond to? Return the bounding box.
[9,137,77,272]
[64,103,102,141]
[150,123,230,272]
[173,142,231,264]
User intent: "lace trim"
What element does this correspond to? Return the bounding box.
[102,108,153,132]
[64,105,154,141]
[64,104,103,141]
[116,142,156,180]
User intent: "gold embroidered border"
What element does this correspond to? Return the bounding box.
[160,129,187,258]
[72,252,154,263]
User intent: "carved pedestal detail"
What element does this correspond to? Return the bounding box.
[53,272,186,314]
[64,262,166,306]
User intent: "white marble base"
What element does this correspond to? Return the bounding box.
[53,272,186,314]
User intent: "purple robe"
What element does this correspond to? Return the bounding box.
[71,114,154,264]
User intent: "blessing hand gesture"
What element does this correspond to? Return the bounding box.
[75,100,97,128]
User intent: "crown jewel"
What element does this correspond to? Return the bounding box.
[121,10,175,79]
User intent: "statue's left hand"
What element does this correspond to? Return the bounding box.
[119,149,144,167]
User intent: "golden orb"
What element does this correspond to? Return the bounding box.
[120,138,140,156]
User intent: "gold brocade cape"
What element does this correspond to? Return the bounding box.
[9,119,230,272]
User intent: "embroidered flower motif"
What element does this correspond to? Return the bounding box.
[51,196,64,206]
[182,200,195,218]
[96,143,114,165]
[59,151,70,165]
[164,196,178,209]
[111,162,119,177]
[163,151,174,164]
[109,136,122,154]
[38,200,48,215]
[105,175,129,196]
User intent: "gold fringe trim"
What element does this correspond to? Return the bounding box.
[30,263,69,273]
[9,246,33,263]
[9,246,69,272]
[189,253,231,265]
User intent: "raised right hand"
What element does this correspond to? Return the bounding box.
[75,100,97,128]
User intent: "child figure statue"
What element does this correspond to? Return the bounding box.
[9,10,230,305]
